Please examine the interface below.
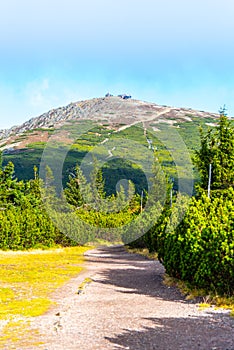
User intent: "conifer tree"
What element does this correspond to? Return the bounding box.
[89,159,106,211]
[194,106,234,192]
[28,166,42,199]
[64,165,88,208]
[0,162,26,207]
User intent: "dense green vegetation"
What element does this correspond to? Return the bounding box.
[194,111,234,192]
[0,112,233,296]
[139,111,234,296]
[0,163,75,250]
[2,116,219,194]
[0,154,144,249]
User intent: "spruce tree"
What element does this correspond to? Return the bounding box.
[194,107,234,192]
[64,165,87,208]
[0,162,26,207]
[89,159,106,211]
[29,166,42,199]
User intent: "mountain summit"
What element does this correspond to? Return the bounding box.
[0,96,219,151]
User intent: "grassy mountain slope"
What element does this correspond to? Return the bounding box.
[0,96,221,194]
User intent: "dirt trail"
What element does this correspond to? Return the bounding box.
[30,246,233,350]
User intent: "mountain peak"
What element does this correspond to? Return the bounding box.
[0,96,219,147]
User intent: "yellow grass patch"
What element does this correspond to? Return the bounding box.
[0,246,91,348]
[163,274,234,316]
[125,246,158,260]
[0,320,44,348]
[78,277,93,294]
[198,303,211,310]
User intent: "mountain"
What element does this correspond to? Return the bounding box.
[0,96,219,151]
[0,96,221,194]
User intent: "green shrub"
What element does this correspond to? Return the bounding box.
[149,190,234,296]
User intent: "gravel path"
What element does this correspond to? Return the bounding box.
[30,246,233,350]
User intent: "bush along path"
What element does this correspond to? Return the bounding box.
[27,246,233,350]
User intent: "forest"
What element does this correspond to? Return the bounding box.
[0,111,233,296]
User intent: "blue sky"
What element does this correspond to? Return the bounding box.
[0,0,234,129]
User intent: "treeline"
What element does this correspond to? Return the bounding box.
[136,111,234,296]
[43,162,143,244]
[0,155,146,249]
[0,161,78,250]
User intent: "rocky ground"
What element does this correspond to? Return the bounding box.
[22,245,234,350]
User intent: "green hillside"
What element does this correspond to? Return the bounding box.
[2,117,219,194]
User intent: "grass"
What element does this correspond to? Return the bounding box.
[0,320,44,349]
[126,246,158,260]
[88,238,123,246]
[0,245,91,348]
[77,277,93,294]
[163,274,234,316]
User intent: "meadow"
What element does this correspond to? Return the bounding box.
[0,246,90,348]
